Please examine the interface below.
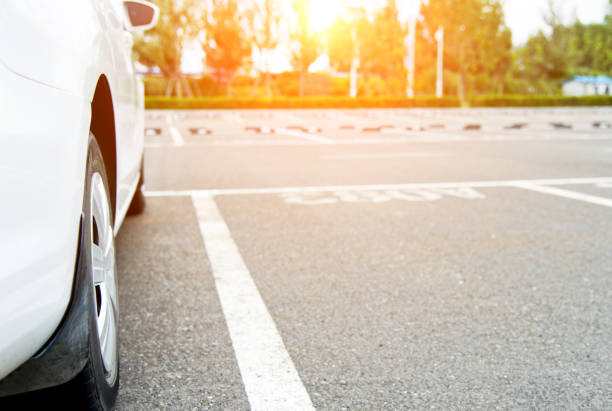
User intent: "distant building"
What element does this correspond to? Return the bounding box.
[562,76,612,96]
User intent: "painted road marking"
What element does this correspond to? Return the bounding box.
[223,113,245,123]
[281,187,485,205]
[515,183,612,208]
[144,140,307,148]
[275,112,302,122]
[320,152,448,160]
[145,177,612,198]
[275,128,334,144]
[380,128,426,136]
[165,113,185,146]
[143,134,612,148]
[192,194,314,411]
[154,176,612,406]
[168,126,185,146]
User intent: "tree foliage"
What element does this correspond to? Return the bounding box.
[250,0,282,96]
[132,0,199,96]
[202,0,251,96]
[420,0,512,99]
[290,0,321,96]
[327,2,405,96]
[326,18,355,74]
[134,0,612,98]
[359,0,406,95]
[511,0,612,93]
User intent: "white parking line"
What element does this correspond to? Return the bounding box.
[223,113,245,123]
[165,113,185,146]
[192,194,314,411]
[275,128,334,144]
[143,134,612,148]
[515,183,612,208]
[274,112,301,121]
[145,176,612,198]
[320,152,448,160]
[168,126,184,147]
[281,187,486,205]
[144,140,309,148]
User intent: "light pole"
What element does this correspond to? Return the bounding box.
[404,0,421,99]
[405,17,416,98]
[349,31,359,98]
[347,6,364,99]
[435,26,444,98]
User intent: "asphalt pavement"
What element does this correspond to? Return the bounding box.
[115,108,612,410]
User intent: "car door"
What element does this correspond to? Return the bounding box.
[104,0,144,221]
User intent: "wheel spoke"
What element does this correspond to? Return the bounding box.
[92,179,111,231]
[92,244,105,284]
[104,234,118,304]
[101,223,113,259]
[97,287,117,373]
[102,311,117,373]
[90,171,119,383]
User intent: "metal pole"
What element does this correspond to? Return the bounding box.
[405,18,416,98]
[347,7,362,98]
[350,54,358,98]
[436,27,444,98]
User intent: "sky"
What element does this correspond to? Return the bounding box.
[503,0,609,44]
[181,0,610,73]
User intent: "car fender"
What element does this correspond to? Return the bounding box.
[0,0,140,381]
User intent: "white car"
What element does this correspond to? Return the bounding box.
[0,1,157,408]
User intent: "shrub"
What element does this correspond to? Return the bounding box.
[468,95,612,107]
[145,96,462,109]
[145,94,612,109]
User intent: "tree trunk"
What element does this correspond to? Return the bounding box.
[458,70,466,103]
[226,75,234,97]
[165,77,174,97]
[298,71,305,97]
[180,77,194,98]
[192,80,202,97]
[497,73,504,95]
[175,77,183,97]
[250,75,260,97]
[264,48,274,97]
[265,71,272,97]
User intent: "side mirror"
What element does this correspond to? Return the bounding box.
[123,0,159,31]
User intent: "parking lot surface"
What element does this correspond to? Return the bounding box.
[117,108,612,409]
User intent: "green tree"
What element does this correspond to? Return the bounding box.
[290,0,321,97]
[327,7,390,96]
[250,0,282,97]
[202,0,252,96]
[326,18,355,74]
[510,0,572,93]
[132,0,198,97]
[413,19,438,95]
[568,21,612,75]
[420,0,512,100]
[358,0,406,95]
[511,0,612,94]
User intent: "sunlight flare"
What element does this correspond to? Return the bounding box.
[308,0,343,32]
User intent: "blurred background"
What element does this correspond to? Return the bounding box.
[133,0,612,104]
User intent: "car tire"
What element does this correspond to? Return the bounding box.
[66,134,120,410]
[127,160,146,216]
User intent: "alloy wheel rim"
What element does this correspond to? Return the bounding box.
[90,172,119,384]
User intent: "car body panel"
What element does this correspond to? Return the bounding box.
[0,0,144,380]
[0,62,90,380]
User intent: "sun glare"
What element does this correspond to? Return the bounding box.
[308,0,343,32]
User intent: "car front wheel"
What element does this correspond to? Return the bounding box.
[67,134,120,410]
